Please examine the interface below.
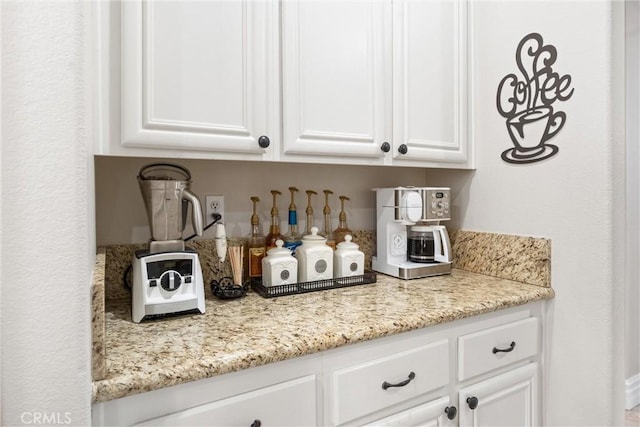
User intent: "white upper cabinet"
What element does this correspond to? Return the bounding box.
[392,0,470,166]
[281,0,392,164]
[110,0,471,168]
[120,0,280,158]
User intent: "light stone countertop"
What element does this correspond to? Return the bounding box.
[92,269,554,404]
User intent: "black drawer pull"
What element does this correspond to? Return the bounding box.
[382,371,415,390]
[492,341,516,354]
[250,420,261,427]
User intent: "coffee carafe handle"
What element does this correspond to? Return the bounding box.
[433,226,452,263]
[182,189,204,237]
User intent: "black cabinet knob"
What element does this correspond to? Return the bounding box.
[250,420,261,427]
[380,142,391,153]
[398,144,408,155]
[258,135,270,148]
[467,396,479,410]
[444,406,457,420]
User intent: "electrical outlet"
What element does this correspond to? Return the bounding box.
[205,195,224,224]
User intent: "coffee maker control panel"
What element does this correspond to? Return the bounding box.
[426,189,450,220]
[393,187,450,222]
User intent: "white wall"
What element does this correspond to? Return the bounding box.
[1,2,94,425]
[426,1,626,424]
[625,0,640,399]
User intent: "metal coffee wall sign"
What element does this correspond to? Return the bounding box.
[497,32,574,164]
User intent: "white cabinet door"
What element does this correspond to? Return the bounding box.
[458,363,538,427]
[392,0,470,167]
[121,0,279,157]
[364,396,456,427]
[281,0,392,163]
[135,375,317,427]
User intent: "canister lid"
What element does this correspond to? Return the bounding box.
[266,239,292,257]
[301,226,327,244]
[336,234,359,250]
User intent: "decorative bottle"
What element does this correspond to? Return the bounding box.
[333,195,353,244]
[283,187,302,255]
[247,196,266,279]
[265,190,283,251]
[304,190,317,235]
[321,189,336,250]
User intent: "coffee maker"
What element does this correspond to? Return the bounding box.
[131,163,206,323]
[372,187,452,280]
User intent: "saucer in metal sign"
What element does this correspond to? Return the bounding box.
[501,144,558,164]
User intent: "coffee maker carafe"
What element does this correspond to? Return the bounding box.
[131,163,206,323]
[372,187,452,280]
[407,225,450,263]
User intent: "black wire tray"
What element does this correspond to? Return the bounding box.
[251,270,377,298]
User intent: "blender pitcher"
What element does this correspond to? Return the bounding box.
[138,163,204,253]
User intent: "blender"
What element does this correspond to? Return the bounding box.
[131,163,206,322]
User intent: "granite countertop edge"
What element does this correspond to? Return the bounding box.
[92,269,554,404]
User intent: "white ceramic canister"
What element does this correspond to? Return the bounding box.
[296,227,333,282]
[261,239,298,287]
[333,234,364,278]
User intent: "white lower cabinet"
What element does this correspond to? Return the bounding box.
[458,363,539,427]
[92,303,545,427]
[92,355,323,427]
[135,375,316,427]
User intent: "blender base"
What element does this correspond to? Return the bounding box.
[131,251,205,323]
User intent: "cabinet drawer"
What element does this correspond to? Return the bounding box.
[135,375,316,427]
[331,339,449,425]
[458,317,539,381]
[363,396,451,427]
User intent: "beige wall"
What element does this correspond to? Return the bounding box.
[95,156,463,245]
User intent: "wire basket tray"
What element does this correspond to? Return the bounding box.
[251,271,377,298]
